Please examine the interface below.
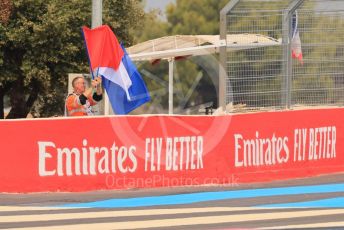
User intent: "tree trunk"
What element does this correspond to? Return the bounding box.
[6,79,39,119]
[0,83,13,119]
[0,88,4,119]
[26,83,39,112]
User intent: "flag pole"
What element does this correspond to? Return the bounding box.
[81,29,95,80]
[92,0,110,115]
[92,0,102,29]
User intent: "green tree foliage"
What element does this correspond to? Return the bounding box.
[166,0,228,35]
[133,9,169,44]
[103,0,144,47]
[0,0,144,118]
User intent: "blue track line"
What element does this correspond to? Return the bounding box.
[60,183,344,208]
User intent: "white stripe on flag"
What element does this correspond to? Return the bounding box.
[95,64,132,101]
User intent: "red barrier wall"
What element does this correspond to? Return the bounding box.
[0,108,343,192]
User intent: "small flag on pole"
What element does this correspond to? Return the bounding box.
[82,25,150,114]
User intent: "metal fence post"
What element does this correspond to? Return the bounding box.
[283,0,305,109]
[91,0,108,115]
[281,10,291,109]
[219,0,240,111]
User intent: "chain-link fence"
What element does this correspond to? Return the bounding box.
[293,1,344,108]
[220,0,344,112]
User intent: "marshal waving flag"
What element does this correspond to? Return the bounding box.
[82,25,150,114]
[291,11,303,64]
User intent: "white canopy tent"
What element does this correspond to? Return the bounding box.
[104,34,281,115]
[128,34,281,61]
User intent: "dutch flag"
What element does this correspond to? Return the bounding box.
[82,25,150,114]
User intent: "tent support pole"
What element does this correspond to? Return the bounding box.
[168,58,174,114]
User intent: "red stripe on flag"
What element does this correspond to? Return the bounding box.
[82,25,124,71]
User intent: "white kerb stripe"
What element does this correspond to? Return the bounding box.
[95,64,132,101]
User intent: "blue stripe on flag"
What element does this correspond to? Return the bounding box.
[103,46,150,115]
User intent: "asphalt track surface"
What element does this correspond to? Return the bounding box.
[1,173,344,229]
